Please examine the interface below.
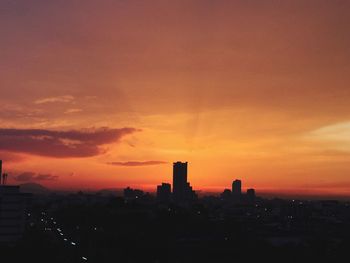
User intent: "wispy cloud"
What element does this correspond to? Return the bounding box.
[0,103,43,119]
[107,161,167,167]
[34,95,74,105]
[307,121,350,153]
[64,108,83,114]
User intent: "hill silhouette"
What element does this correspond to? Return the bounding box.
[19,183,50,194]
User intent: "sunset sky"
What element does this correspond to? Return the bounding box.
[1,0,350,196]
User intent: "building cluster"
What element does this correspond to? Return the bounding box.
[124,162,198,204]
[123,187,145,201]
[220,179,256,202]
[156,161,197,204]
[124,161,257,205]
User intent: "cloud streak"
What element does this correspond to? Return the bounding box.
[34,95,74,105]
[0,127,139,158]
[107,161,167,167]
[14,172,58,182]
[64,108,83,114]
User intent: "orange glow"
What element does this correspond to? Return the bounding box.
[1,1,350,197]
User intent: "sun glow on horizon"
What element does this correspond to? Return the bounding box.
[1,1,350,197]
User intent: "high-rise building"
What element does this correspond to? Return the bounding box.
[0,186,26,243]
[0,160,27,244]
[156,183,171,203]
[172,162,196,203]
[232,179,242,195]
[173,162,188,202]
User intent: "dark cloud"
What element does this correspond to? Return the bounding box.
[36,174,59,181]
[107,161,167,167]
[0,127,139,158]
[14,172,58,182]
[0,151,26,163]
[15,172,36,182]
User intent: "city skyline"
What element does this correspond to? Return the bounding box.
[3,157,347,200]
[1,1,350,197]
[2,2,350,262]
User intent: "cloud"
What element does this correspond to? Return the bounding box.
[0,103,44,120]
[15,172,36,181]
[14,172,58,182]
[64,108,83,114]
[107,161,167,167]
[0,127,139,158]
[34,95,74,104]
[309,122,350,142]
[36,174,59,181]
[0,151,25,163]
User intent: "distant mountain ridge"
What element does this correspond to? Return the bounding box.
[19,183,50,194]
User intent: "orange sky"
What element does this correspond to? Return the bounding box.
[1,0,350,196]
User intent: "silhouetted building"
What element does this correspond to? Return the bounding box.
[0,185,26,243]
[172,162,196,203]
[247,188,255,198]
[123,187,144,201]
[173,162,187,202]
[173,162,187,201]
[185,182,197,201]
[220,189,232,200]
[156,183,171,203]
[232,179,242,195]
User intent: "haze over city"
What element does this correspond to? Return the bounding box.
[1,0,350,198]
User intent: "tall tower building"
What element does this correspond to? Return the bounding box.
[232,179,242,195]
[173,162,188,202]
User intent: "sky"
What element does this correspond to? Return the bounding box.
[1,0,350,197]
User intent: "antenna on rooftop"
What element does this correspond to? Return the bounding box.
[3,173,8,185]
[0,160,2,185]
[0,160,9,185]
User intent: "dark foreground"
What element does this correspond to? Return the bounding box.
[1,193,350,263]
